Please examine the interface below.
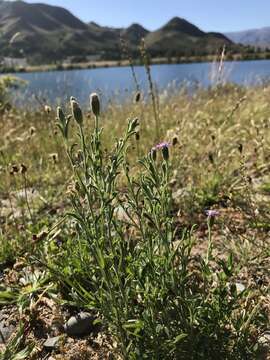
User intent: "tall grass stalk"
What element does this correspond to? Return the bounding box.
[120,37,140,93]
[140,39,160,141]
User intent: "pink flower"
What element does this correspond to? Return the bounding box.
[152,142,171,151]
[205,210,219,218]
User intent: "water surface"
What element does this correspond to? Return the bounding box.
[11,60,270,107]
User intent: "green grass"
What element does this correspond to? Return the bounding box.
[0,81,269,359]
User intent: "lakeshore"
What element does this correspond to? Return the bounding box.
[2,51,270,74]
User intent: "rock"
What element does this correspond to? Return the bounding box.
[114,206,131,223]
[172,188,189,203]
[235,282,245,293]
[44,336,61,350]
[64,312,95,337]
[0,188,43,219]
[257,331,270,359]
[0,323,15,343]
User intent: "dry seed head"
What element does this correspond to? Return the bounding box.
[208,152,214,164]
[44,105,52,114]
[20,163,27,174]
[134,91,141,103]
[130,117,139,132]
[10,164,19,175]
[71,99,83,125]
[12,165,19,173]
[29,126,36,136]
[172,136,178,146]
[66,182,77,196]
[49,153,58,163]
[56,106,65,124]
[238,143,243,154]
[90,93,100,117]
[76,150,84,163]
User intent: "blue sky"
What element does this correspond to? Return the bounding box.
[25,0,270,32]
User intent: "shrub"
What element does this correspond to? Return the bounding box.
[45,94,264,359]
[0,75,25,109]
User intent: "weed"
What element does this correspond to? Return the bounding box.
[42,93,267,359]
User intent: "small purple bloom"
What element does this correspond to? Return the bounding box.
[205,210,219,218]
[152,142,171,151]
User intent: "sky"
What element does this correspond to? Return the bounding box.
[23,0,270,33]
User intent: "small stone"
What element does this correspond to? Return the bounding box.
[258,331,270,345]
[235,282,245,293]
[257,331,270,358]
[44,336,61,350]
[0,323,15,343]
[64,312,95,337]
[114,206,130,222]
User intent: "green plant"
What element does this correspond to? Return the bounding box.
[0,76,25,108]
[43,94,264,359]
[0,323,34,360]
[0,268,51,313]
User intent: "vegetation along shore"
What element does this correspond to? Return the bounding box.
[2,51,270,74]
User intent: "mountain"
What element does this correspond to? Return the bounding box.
[0,0,120,62]
[0,1,235,64]
[121,23,149,46]
[145,17,232,56]
[0,0,87,32]
[226,27,270,48]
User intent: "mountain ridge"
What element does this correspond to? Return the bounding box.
[0,1,235,64]
[226,27,270,48]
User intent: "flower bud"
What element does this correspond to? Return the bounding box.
[129,117,139,132]
[90,93,100,117]
[150,148,157,161]
[134,91,141,103]
[56,106,66,125]
[238,143,243,154]
[71,100,83,126]
[162,145,169,161]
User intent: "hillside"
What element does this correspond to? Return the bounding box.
[145,17,232,56]
[226,27,270,48]
[0,1,234,64]
[0,0,120,62]
[121,23,149,46]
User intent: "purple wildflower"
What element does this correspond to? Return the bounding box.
[151,141,171,161]
[205,210,219,218]
[152,142,171,151]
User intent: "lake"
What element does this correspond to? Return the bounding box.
[11,59,270,108]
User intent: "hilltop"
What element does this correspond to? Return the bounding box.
[0,1,235,64]
[145,17,232,56]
